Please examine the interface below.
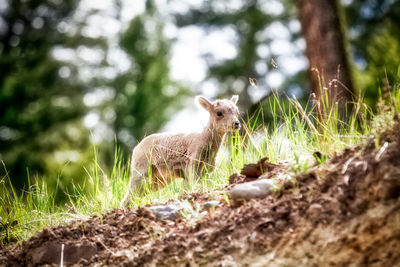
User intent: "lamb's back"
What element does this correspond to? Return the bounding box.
[133,132,201,167]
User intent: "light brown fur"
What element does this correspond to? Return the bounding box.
[122,95,240,206]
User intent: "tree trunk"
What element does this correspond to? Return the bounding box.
[299,0,355,119]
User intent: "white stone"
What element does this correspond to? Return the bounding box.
[229,179,279,200]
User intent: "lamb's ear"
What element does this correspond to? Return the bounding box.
[196,96,213,111]
[231,95,239,104]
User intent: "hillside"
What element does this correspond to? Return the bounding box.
[1,120,400,266]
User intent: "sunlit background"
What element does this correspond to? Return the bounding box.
[62,0,307,137]
[1,0,399,200]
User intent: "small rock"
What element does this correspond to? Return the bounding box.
[126,210,137,216]
[148,204,183,220]
[203,200,220,210]
[229,179,280,201]
[307,203,323,223]
[114,249,134,261]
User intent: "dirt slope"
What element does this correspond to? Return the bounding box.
[1,122,400,266]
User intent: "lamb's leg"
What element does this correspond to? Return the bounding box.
[183,160,204,190]
[120,168,145,208]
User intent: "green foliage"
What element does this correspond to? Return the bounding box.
[0,147,130,243]
[346,0,400,107]
[0,0,94,191]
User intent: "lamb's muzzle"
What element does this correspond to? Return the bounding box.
[121,95,240,207]
[234,121,241,129]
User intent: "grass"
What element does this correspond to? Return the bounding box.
[1,86,399,245]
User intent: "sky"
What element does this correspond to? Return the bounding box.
[53,0,308,140]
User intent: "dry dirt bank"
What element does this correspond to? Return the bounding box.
[1,122,400,266]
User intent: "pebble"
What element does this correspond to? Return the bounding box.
[203,200,220,210]
[148,204,183,220]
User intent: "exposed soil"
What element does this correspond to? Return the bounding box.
[1,122,400,266]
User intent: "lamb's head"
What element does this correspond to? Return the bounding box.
[196,95,241,134]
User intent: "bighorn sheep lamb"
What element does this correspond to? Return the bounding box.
[122,95,240,205]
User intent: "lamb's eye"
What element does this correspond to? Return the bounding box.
[216,111,223,117]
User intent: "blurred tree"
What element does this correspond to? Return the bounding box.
[169,0,400,118]
[345,0,400,107]
[172,0,305,115]
[105,0,187,153]
[0,0,94,191]
[298,0,355,118]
